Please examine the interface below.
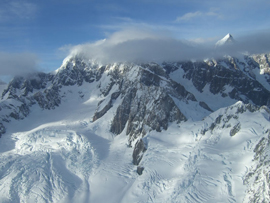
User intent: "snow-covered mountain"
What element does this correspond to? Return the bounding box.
[215,33,235,47]
[0,35,270,202]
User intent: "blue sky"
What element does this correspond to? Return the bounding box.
[0,0,270,78]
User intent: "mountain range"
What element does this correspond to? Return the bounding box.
[0,35,270,202]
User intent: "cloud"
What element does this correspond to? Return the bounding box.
[233,31,270,55]
[189,37,219,44]
[176,11,203,21]
[0,52,39,77]
[0,1,37,23]
[61,28,270,64]
[176,9,222,22]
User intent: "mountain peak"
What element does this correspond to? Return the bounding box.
[215,33,235,46]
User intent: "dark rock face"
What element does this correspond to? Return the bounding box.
[110,88,137,134]
[230,122,241,136]
[110,85,188,139]
[54,57,100,86]
[93,91,121,121]
[244,131,270,203]
[164,57,270,107]
[251,53,270,74]
[2,73,51,99]
[199,101,213,112]
[33,86,61,110]
[0,123,6,138]
[9,103,30,120]
[201,102,265,135]
[144,93,186,131]
[132,139,147,165]
[0,56,105,126]
[108,63,193,142]
[137,166,144,175]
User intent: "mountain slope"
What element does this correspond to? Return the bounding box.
[0,48,270,202]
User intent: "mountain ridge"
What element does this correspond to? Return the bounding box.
[0,43,270,202]
[2,53,270,135]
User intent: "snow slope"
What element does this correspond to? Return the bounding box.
[0,80,269,203]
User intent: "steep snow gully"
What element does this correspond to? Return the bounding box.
[0,43,270,202]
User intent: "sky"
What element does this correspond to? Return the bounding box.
[0,0,270,80]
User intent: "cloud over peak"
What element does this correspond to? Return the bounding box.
[0,52,38,77]
[61,28,270,65]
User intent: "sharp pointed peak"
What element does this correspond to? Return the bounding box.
[225,33,233,38]
[215,33,235,47]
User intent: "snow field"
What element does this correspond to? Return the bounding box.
[0,92,269,202]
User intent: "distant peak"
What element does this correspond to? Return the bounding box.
[215,33,235,47]
[225,33,232,38]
